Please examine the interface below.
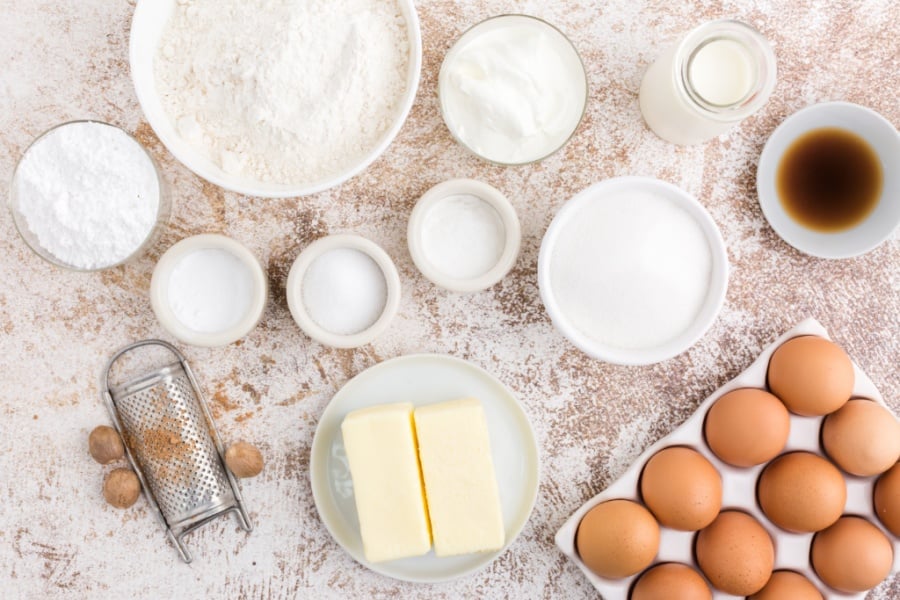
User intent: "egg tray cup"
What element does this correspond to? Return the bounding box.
[555,317,899,599]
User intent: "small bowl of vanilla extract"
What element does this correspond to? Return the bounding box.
[756,101,900,259]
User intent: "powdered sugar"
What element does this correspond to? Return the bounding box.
[13,121,160,270]
[154,0,410,185]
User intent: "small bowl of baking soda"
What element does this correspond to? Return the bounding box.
[151,234,268,347]
[9,120,168,271]
[407,179,521,293]
[286,234,401,349]
[538,177,729,365]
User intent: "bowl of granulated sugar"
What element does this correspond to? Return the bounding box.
[9,120,168,271]
[130,0,422,198]
[538,177,729,366]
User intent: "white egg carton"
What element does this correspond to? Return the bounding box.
[555,318,899,599]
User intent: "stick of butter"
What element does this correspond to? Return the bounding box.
[341,403,432,563]
[414,397,505,556]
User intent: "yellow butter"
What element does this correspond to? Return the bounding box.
[414,397,505,556]
[341,402,432,563]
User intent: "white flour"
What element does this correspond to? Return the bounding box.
[155,0,409,185]
[14,122,160,270]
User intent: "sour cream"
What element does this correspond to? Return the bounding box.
[439,15,587,165]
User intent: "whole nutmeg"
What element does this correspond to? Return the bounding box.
[225,442,264,478]
[103,468,141,509]
[89,425,125,464]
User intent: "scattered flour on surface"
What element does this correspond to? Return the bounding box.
[606,412,659,480]
[154,0,410,185]
[14,122,160,270]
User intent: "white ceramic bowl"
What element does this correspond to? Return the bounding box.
[538,177,729,366]
[407,179,521,293]
[286,234,401,349]
[129,0,422,198]
[757,101,900,259]
[151,234,268,347]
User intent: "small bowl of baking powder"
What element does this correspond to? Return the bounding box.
[151,234,268,347]
[9,120,168,271]
[130,0,422,198]
[286,234,401,349]
[407,179,521,293]
[538,177,729,365]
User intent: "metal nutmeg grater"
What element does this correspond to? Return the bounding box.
[101,339,252,562]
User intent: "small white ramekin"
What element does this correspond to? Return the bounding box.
[150,234,268,347]
[286,234,401,349]
[538,176,729,366]
[407,179,521,293]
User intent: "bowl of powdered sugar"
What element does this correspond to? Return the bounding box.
[9,120,167,271]
[130,0,421,198]
[538,177,729,366]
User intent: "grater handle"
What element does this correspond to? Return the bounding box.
[102,338,187,395]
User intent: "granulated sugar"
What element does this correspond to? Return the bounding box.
[13,121,160,270]
[155,0,409,185]
[549,191,713,350]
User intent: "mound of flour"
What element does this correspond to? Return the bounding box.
[155,0,409,185]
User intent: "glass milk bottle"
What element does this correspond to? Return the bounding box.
[639,20,776,145]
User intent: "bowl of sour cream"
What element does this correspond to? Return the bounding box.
[438,14,588,165]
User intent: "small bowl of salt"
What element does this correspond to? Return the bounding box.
[150,234,268,347]
[286,234,401,349]
[407,179,521,293]
[538,176,729,366]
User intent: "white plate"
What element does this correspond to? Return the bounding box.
[756,101,900,259]
[310,354,540,583]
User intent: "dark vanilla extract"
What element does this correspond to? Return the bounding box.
[776,127,883,232]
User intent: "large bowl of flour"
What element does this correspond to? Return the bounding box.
[130,0,421,198]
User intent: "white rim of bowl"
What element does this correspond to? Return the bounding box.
[286,234,401,349]
[756,101,900,259]
[438,14,588,166]
[129,0,423,198]
[407,179,522,293]
[150,234,268,347]
[537,176,729,366]
[8,119,168,272]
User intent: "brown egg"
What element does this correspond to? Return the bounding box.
[695,510,774,595]
[631,563,712,600]
[822,399,900,476]
[811,516,894,593]
[757,452,846,532]
[767,336,853,416]
[748,570,824,600]
[704,388,790,467]
[640,447,722,531]
[874,462,900,536]
[575,499,660,579]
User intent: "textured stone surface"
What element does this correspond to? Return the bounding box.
[0,0,897,598]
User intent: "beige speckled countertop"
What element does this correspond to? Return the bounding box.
[1,0,898,598]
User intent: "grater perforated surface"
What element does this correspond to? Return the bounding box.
[115,365,234,525]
